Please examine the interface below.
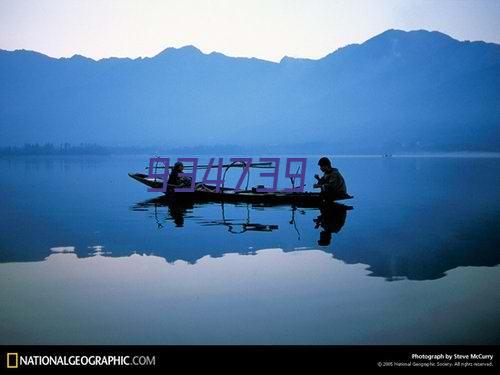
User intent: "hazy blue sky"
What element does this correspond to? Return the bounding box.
[1,0,499,61]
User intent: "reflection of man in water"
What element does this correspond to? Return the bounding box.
[168,203,187,227]
[314,204,347,246]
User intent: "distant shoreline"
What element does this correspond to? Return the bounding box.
[1,148,499,158]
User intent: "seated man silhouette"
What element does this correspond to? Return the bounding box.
[313,156,348,202]
[167,162,192,191]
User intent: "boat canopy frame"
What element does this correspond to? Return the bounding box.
[146,158,292,193]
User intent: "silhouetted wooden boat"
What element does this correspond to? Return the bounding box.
[128,172,353,207]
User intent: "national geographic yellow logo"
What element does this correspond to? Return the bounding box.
[6,353,19,368]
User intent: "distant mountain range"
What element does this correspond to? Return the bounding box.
[1,29,499,152]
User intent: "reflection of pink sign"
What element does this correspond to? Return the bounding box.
[147,157,307,193]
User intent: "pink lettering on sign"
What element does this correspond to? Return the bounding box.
[147,157,308,193]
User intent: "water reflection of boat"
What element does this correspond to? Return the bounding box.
[131,196,352,244]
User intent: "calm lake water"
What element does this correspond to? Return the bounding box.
[0,154,499,344]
